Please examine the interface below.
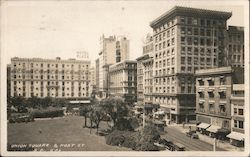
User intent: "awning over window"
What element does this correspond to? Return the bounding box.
[226,132,244,141]
[206,125,221,133]
[197,123,210,129]
[154,110,165,115]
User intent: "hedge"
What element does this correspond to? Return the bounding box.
[31,109,64,118]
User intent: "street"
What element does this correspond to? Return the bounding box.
[162,126,226,151]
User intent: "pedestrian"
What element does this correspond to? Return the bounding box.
[182,122,185,128]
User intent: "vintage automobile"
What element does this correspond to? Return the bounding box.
[186,130,199,139]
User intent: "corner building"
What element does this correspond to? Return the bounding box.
[149,6,232,123]
[10,57,90,99]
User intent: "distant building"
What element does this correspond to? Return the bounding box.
[95,58,99,94]
[143,34,154,55]
[226,26,244,67]
[227,84,245,147]
[136,34,154,105]
[195,67,244,139]
[149,6,232,124]
[10,57,91,99]
[97,35,129,98]
[141,53,154,103]
[89,67,96,97]
[109,60,137,104]
[7,64,11,99]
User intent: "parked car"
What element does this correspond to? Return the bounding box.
[172,142,185,151]
[158,138,176,151]
[186,130,199,139]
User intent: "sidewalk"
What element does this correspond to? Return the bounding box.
[168,124,244,151]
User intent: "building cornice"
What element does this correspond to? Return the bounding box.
[150,6,232,28]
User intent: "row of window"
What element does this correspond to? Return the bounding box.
[13,75,88,80]
[13,63,89,69]
[155,48,175,59]
[181,57,213,65]
[14,87,88,91]
[181,36,218,47]
[155,38,175,51]
[199,103,227,114]
[154,28,175,40]
[155,86,175,93]
[180,27,219,37]
[13,81,88,86]
[180,17,225,27]
[198,77,227,86]
[198,91,226,99]
[155,67,175,76]
[13,92,88,97]
[155,58,175,68]
[181,47,217,56]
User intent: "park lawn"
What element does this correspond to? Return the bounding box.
[7,116,130,151]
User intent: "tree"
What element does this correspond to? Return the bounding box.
[79,105,91,127]
[89,105,105,134]
[40,97,52,109]
[9,96,27,113]
[101,97,129,129]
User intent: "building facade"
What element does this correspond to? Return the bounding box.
[226,26,244,68]
[227,84,244,146]
[10,57,91,99]
[97,35,129,98]
[89,67,96,97]
[196,67,232,133]
[109,60,137,104]
[136,34,154,104]
[149,6,232,123]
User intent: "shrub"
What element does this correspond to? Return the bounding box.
[105,125,160,151]
[31,109,64,118]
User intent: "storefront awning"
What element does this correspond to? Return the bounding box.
[226,132,244,141]
[197,123,210,129]
[206,125,221,133]
[154,111,165,115]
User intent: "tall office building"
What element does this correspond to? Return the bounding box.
[226,26,244,67]
[149,6,232,123]
[97,35,129,98]
[10,57,91,99]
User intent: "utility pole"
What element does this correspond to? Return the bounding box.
[143,108,145,128]
[213,138,216,151]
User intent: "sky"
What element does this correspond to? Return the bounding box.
[1,0,247,66]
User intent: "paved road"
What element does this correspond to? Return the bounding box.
[162,126,226,151]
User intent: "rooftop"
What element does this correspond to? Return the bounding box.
[150,6,232,28]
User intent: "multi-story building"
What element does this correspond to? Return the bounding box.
[149,6,232,123]
[141,53,154,103]
[143,34,154,55]
[136,34,154,104]
[7,64,11,99]
[109,60,137,104]
[95,58,99,95]
[195,67,244,139]
[226,26,244,68]
[10,57,91,99]
[227,84,245,146]
[89,67,96,97]
[97,35,129,98]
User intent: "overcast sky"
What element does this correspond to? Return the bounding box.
[1,0,247,66]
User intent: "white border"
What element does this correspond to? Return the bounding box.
[1,0,249,156]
